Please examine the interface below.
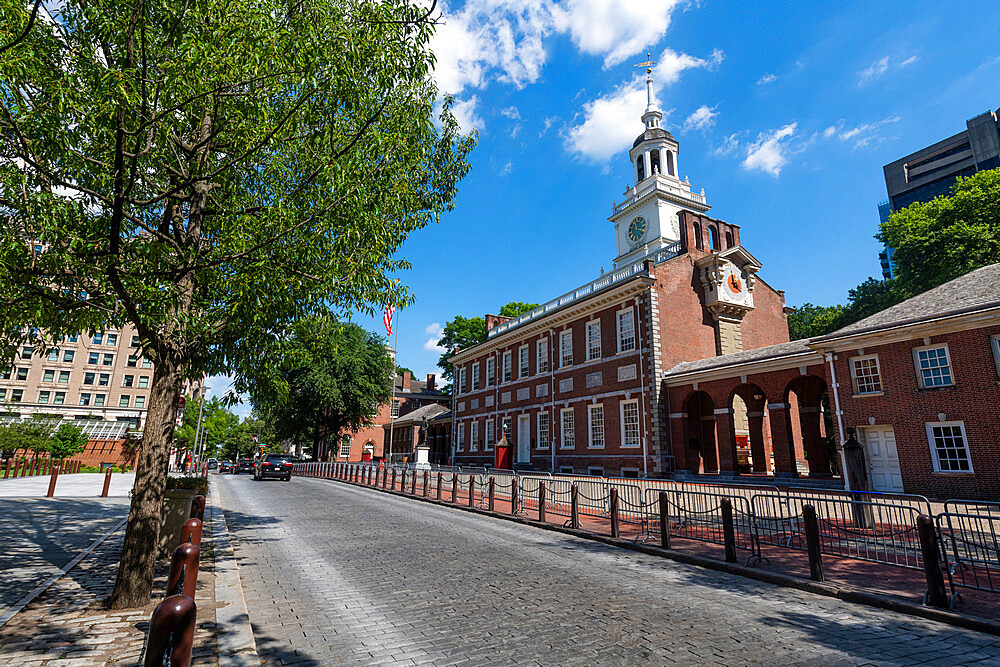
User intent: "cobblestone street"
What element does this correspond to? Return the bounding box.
[219,475,1000,666]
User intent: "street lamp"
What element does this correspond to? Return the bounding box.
[192,384,210,466]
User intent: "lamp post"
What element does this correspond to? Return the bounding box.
[192,384,210,466]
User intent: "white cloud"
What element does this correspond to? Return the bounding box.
[451,96,484,133]
[898,55,918,67]
[756,73,777,85]
[823,125,837,139]
[423,323,445,353]
[683,104,719,132]
[552,0,683,68]
[858,54,917,85]
[499,160,514,175]
[564,47,723,162]
[713,132,740,156]
[741,123,797,177]
[833,115,901,148]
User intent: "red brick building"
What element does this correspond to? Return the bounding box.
[448,75,790,477]
[664,263,1000,500]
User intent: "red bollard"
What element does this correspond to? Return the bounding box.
[469,476,476,507]
[3,458,10,479]
[424,470,430,497]
[144,594,196,667]
[167,542,200,600]
[46,463,60,497]
[489,477,496,511]
[189,495,206,521]
[452,475,459,503]
[181,518,203,548]
[101,468,112,497]
[411,469,417,495]
[436,472,443,499]
[391,468,397,490]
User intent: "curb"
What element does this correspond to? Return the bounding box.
[322,475,1000,638]
[210,477,259,666]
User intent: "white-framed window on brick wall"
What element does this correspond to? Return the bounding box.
[560,329,573,368]
[502,351,512,383]
[470,421,479,452]
[502,416,512,441]
[537,338,548,373]
[560,408,574,449]
[537,411,549,449]
[458,367,466,395]
[586,320,601,361]
[617,307,635,353]
[519,345,529,378]
[588,404,605,449]
[456,423,465,452]
[620,399,640,447]
[391,399,400,418]
[471,363,480,390]
[486,357,496,386]
[992,334,1000,378]
[485,418,495,450]
[926,421,973,473]
[913,344,954,389]
[850,354,883,395]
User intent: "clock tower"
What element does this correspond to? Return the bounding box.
[610,63,711,265]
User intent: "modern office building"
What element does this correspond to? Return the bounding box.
[878,107,1000,278]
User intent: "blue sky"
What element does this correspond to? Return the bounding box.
[219,0,1000,410]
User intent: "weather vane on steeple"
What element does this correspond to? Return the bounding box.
[635,51,659,114]
[634,51,657,74]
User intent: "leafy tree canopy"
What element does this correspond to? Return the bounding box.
[0,0,472,608]
[499,302,539,317]
[173,395,242,458]
[0,420,51,456]
[436,301,538,380]
[50,423,88,460]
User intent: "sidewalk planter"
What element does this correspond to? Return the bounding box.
[159,488,201,557]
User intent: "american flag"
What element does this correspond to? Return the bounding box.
[383,304,395,336]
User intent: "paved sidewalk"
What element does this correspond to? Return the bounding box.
[0,473,135,499]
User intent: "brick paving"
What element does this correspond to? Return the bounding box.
[219,474,1000,665]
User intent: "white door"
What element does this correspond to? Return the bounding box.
[517,415,531,463]
[860,427,904,493]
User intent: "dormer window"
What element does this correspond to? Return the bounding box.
[636,155,645,182]
[650,150,660,175]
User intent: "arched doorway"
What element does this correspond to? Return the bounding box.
[684,391,717,473]
[730,383,771,474]
[785,375,835,477]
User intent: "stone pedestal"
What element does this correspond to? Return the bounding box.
[413,445,431,471]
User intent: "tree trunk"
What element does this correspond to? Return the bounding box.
[108,354,185,609]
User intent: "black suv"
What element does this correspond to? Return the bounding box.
[254,454,292,481]
[235,458,254,474]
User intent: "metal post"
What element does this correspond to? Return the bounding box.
[918,515,949,608]
[46,463,59,497]
[411,469,417,495]
[489,478,496,512]
[181,518,203,547]
[658,491,670,549]
[511,478,519,515]
[571,484,580,529]
[189,495,206,522]
[391,468,397,490]
[423,470,430,497]
[610,488,620,539]
[437,472,443,499]
[538,481,546,522]
[101,468,112,497]
[167,543,200,600]
[802,504,824,582]
[4,458,10,479]
[468,476,476,507]
[192,385,207,469]
[721,497,737,563]
[144,594,196,667]
[452,474,458,503]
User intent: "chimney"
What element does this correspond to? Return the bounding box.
[426,373,436,392]
[484,313,511,336]
[401,371,411,392]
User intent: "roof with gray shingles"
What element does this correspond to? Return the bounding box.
[663,339,815,377]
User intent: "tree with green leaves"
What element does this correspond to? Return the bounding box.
[248,317,394,461]
[0,0,472,608]
[0,420,51,458]
[879,168,1000,297]
[173,394,241,458]
[436,301,538,380]
[50,423,88,460]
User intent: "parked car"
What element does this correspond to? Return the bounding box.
[206,458,218,470]
[219,460,235,473]
[236,458,254,474]
[254,454,293,481]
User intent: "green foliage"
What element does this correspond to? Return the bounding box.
[248,316,394,459]
[165,475,209,496]
[436,301,538,380]
[0,421,51,455]
[786,304,845,340]
[787,279,905,339]
[173,395,242,458]
[879,168,1000,298]
[395,366,414,377]
[50,423,88,460]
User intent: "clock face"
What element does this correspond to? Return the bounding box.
[628,216,648,244]
[727,274,743,294]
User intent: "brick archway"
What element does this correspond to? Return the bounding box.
[785,375,833,477]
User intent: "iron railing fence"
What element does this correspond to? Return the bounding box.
[644,488,761,565]
[937,511,1000,594]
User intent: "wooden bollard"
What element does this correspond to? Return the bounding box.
[609,487,620,539]
[423,470,430,497]
[3,458,10,479]
[538,481,546,522]
[411,469,417,494]
[659,491,670,549]
[721,497,737,563]
[391,468,397,490]
[181,518,203,547]
[511,478,519,515]
[918,514,949,608]
[166,543,200,600]
[570,484,580,529]
[452,475,458,503]
[436,472,443,499]
[802,504,824,582]
[468,476,476,507]
[101,468,112,497]
[46,463,60,497]
[489,478,496,511]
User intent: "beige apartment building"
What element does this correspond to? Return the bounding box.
[1,323,154,431]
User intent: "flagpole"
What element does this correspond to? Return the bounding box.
[386,307,398,467]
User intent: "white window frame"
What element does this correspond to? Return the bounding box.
[135,395,146,408]
[560,408,574,449]
[390,399,401,418]
[486,357,496,387]
[38,390,50,404]
[559,466,574,474]
[485,418,495,450]
[471,362,480,390]
[456,423,465,453]
[850,354,883,395]
[537,338,549,373]
[926,421,973,473]
[519,345,529,378]
[588,404,605,449]
[992,334,1000,378]
[470,421,479,452]
[502,416,512,442]
[587,466,605,477]
[586,320,601,361]
[620,399,641,448]
[537,412,549,450]
[502,351,512,383]
[560,329,573,368]
[616,307,636,353]
[913,343,955,389]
